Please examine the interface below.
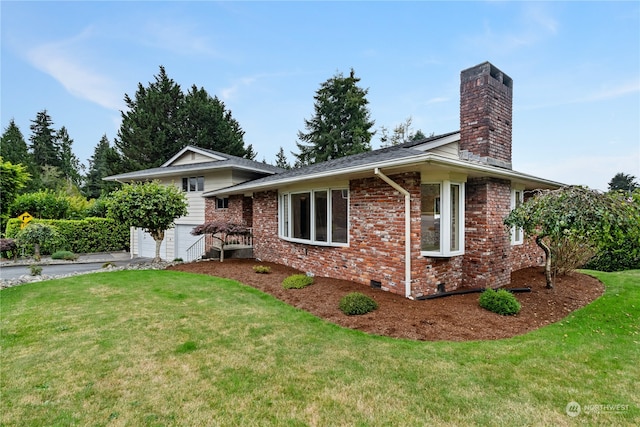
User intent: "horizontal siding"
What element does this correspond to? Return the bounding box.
[431,142,459,159]
[171,152,219,166]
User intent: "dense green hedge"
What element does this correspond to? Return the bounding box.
[5,218,129,255]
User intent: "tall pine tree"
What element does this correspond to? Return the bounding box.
[29,110,60,169]
[84,134,119,199]
[1,119,32,167]
[275,146,291,169]
[295,69,375,166]
[57,126,83,188]
[115,66,184,172]
[181,85,248,157]
[114,66,255,173]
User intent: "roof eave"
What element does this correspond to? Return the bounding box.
[205,153,565,197]
[103,163,279,182]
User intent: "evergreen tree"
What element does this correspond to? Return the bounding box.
[275,146,291,169]
[379,117,428,148]
[608,172,638,194]
[29,110,60,169]
[295,69,375,166]
[181,85,248,157]
[57,126,83,188]
[1,119,31,166]
[115,66,184,172]
[84,134,119,199]
[244,144,257,161]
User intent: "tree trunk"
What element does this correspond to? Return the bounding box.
[151,230,165,263]
[34,243,41,262]
[536,236,553,289]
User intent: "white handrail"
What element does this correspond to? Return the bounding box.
[184,235,206,262]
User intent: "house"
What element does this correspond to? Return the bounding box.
[103,146,283,261]
[204,62,564,298]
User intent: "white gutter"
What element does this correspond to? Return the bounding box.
[374,168,412,299]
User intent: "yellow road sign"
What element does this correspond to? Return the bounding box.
[18,212,33,229]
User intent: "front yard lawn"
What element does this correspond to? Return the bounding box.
[1,269,638,426]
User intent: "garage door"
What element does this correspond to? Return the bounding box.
[138,229,166,259]
[175,224,203,261]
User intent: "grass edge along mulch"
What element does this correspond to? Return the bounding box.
[1,269,638,426]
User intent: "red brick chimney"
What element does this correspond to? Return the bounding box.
[460,62,513,169]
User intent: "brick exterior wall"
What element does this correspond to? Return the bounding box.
[251,173,488,298]
[204,195,249,224]
[213,174,545,298]
[460,62,513,168]
[462,177,512,288]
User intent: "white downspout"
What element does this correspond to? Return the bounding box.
[374,168,412,299]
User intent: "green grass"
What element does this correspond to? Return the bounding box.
[1,269,638,426]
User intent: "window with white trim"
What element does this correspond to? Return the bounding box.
[510,189,524,245]
[280,188,348,245]
[182,176,204,192]
[420,181,465,257]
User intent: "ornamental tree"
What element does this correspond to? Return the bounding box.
[191,221,250,262]
[504,186,640,288]
[15,223,59,261]
[107,181,188,262]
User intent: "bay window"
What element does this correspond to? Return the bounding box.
[280,188,348,245]
[421,181,465,257]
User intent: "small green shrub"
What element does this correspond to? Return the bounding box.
[173,258,183,263]
[253,265,271,274]
[51,250,78,261]
[29,264,42,276]
[339,292,378,315]
[282,274,314,289]
[479,288,521,316]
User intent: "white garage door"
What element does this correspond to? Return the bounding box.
[138,229,166,259]
[175,224,203,261]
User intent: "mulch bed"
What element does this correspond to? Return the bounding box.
[167,259,604,341]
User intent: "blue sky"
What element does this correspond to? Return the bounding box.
[2,1,638,191]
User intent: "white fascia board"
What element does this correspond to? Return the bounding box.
[412,133,460,152]
[426,156,566,188]
[104,163,274,182]
[206,153,565,197]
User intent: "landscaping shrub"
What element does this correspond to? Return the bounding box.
[479,288,521,316]
[29,264,42,276]
[583,241,640,272]
[339,292,378,315]
[253,265,271,274]
[6,218,129,255]
[51,250,78,261]
[282,274,314,289]
[10,190,70,220]
[0,238,18,260]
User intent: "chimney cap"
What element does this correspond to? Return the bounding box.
[461,61,513,88]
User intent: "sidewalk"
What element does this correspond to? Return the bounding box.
[0,251,138,267]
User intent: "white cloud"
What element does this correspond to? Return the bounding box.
[465,4,558,55]
[141,20,218,57]
[25,30,124,111]
[220,76,259,101]
[426,97,448,104]
[519,78,640,111]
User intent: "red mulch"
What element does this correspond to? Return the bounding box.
[167,259,604,341]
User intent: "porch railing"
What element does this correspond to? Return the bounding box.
[184,235,206,262]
